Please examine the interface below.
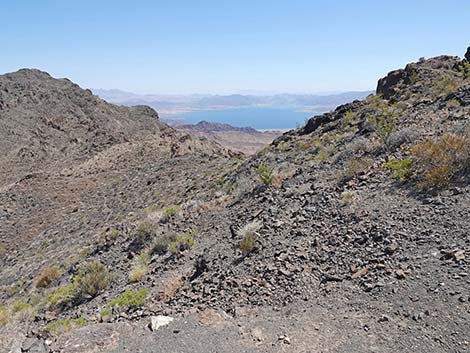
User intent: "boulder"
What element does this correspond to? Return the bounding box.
[149,315,174,332]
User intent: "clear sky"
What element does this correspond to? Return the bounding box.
[2,0,469,94]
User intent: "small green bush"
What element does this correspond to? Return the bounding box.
[384,158,414,180]
[45,317,87,336]
[107,288,148,312]
[12,300,32,313]
[168,232,195,254]
[135,221,155,241]
[48,284,77,307]
[255,164,274,185]
[433,76,459,96]
[151,233,177,255]
[74,262,111,299]
[341,158,373,182]
[163,205,180,218]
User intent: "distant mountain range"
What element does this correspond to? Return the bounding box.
[93,89,373,118]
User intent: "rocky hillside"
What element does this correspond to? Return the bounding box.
[1,49,470,353]
[176,120,282,155]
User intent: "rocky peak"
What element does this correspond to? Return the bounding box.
[465,46,470,61]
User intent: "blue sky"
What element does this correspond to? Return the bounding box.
[2,0,469,94]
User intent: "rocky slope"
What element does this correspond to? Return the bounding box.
[176,120,282,155]
[1,49,470,353]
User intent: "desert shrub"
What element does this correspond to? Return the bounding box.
[255,164,274,185]
[163,205,180,218]
[336,137,370,161]
[128,265,146,283]
[128,251,150,283]
[12,300,32,313]
[433,76,459,96]
[46,317,87,336]
[411,133,470,190]
[343,110,356,125]
[150,233,177,255]
[384,158,414,180]
[237,220,261,256]
[135,221,155,241]
[48,284,77,307]
[447,98,460,108]
[107,288,147,312]
[386,128,419,150]
[74,262,111,299]
[0,305,10,326]
[341,158,373,182]
[457,61,470,80]
[168,232,195,254]
[368,109,399,142]
[35,265,60,288]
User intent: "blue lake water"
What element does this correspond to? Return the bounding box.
[171,107,324,130]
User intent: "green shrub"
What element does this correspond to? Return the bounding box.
[135,221,155,241]
[411,133,470,190]
[151,233,177,255]
[255,164,274,185]
[168,232,195,254]
[128,251,150,283]
[107,288,148,312]
[45,317,87,336]
[368,109,399,142]
[35,266,60,288]
[433,76,459,96]
[74,262,111,299]
[12,300,32,313]
[384,158,414,180]
[163,205,180,218]
[48,284,77,307]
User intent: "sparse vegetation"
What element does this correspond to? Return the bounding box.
[384,158,414,180]
[151,233,177,255]
[74,262,111,299]
[168,231,195,254]
[0,305,10,326]
[128,251,150,283]
[367,97,400,142]
[12,300,32,313]
[255,164,274,185]
[107,288,148,312]
[48,283,77,307]
[386,128,418,150]
[411,133,470,190]
[238,220,261,256]
[135,221,156,241]
[46,317,87,336]
[433,76,459,97]
[35,265,60,288]
[163,205,180,218]
[341,157,373,182]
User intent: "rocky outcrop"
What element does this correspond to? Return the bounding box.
[465,46,470,61]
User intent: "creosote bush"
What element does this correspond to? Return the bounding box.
[384,158,414,180]
[163,205,180,218]
[74,262,111,299]
[169,232,195,254]
[45,317,87,336]
[411,133,470,190]
[35,265,60,288]
[151,233,177,255]
[107,288,148,312]
[255,164,274,185]
[341,157,373,182]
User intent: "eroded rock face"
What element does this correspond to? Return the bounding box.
[465,46,470,61]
